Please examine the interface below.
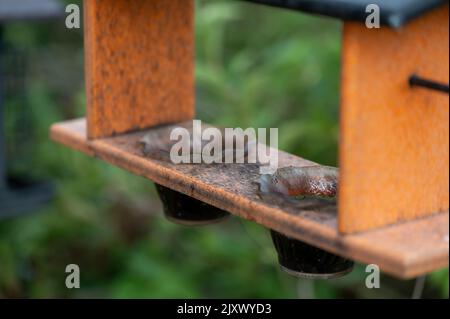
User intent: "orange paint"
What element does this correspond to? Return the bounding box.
[339,4,449,233]
[84,0,195,139]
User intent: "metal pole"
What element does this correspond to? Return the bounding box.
[412,275,427,299]
[0,24,7,191]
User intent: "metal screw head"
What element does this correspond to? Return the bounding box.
[155,184,229,226]
[270,230,354,279]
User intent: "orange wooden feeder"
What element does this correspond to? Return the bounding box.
[50,0,449,279]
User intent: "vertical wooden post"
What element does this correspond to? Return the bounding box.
[339,4,449,233]
[84,0,195,139]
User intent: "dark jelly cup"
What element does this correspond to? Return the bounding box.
[155,184,230,226]
[270,230,354,279]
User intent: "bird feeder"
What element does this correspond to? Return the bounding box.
[50,0,449,279]
[0,0,62,219]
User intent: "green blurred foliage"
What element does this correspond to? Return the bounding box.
[0,0,447,298]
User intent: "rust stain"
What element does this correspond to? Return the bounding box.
[84,0,195,139]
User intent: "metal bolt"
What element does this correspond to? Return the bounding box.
[409,74,449,94]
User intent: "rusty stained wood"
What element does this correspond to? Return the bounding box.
[50,118,449,279]
[339,4,449,234]
[84,0,195,139]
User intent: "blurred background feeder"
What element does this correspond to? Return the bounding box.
[155,184,229,226]
[0,0,62,219]
[271,229,353,279]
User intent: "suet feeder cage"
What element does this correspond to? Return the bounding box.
[0,0,61,219]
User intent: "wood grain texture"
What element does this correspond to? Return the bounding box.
[84,0,194,139]
[339,4,449,234]
[50,118,449,278]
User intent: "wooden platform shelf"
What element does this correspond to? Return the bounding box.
[50,118,449,279]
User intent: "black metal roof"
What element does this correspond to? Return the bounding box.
[241,0,448,28]
[0,0,62,22]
